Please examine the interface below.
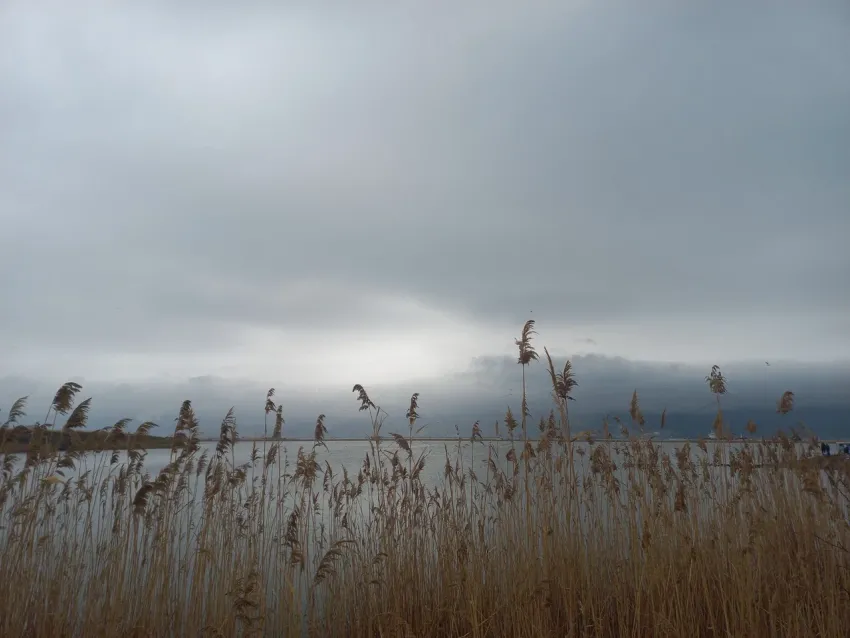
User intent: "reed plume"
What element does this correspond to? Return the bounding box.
[50,381,83,419]
[2,396,27,427]
[777,390,795,415]
[0,323,845,638]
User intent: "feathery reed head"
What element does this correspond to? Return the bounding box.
[705,365,727,395]
[63,398,92,430]
[777,390,795,415]
[515,319,538,366]
[132,483,153,515]
[313,414,328,449]
[390,432,411,456]
[109,418,133,435]
[265,388,276,414]
[629,390,645,428]
[544,348,578,403]
[712,409,726,439]
[134,421,157,437]
[175,400,198,432]
[406,393,420,426]
[273,405,284,439]
[504,406,518,434]
[547,409,557,433]
[2,396,28,427]
[215,408,237,459]
[52,381,83,416]
[352,384,375,411]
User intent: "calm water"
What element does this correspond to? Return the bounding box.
[79,438,785,477]
[3,437,844,636]
[2,437,831,497]
[4,436,834,545]
[1,437,768,552]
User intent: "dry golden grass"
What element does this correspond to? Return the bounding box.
[1,322,849,637]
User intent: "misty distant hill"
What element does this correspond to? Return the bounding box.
[2,354,848,440]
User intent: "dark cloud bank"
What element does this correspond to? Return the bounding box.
[3,355,849,439]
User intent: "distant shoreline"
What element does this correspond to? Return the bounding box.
[0,426,175,454]
[200,436,848,444]
[2,431,843,455]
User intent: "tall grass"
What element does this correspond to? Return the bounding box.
[1,322,849,637]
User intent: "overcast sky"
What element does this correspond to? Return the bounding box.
[2,0,849,392]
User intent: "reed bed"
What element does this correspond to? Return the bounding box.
[1,321,849,637]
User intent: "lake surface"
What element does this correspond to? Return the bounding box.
[2,436,834,499]
[3,435,845,637]
[91,437,784,477]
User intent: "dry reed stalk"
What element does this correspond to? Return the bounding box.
[1,324,849,636]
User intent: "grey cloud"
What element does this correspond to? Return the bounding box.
[1,1,849,371]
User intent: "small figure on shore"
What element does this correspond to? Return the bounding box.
[821,442,831,457]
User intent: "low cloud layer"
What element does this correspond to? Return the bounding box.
[2,1,848,388]
[4,354,848,439]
